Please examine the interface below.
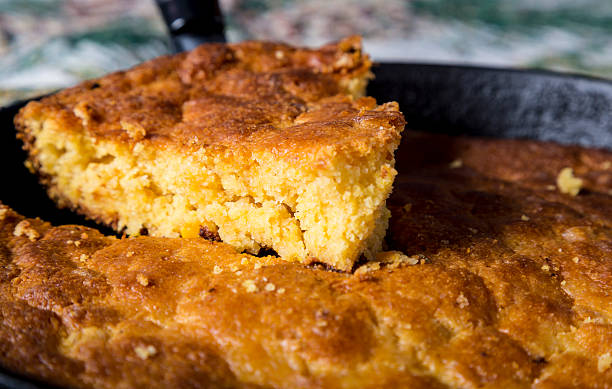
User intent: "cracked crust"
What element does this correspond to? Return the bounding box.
[1,133,611,388]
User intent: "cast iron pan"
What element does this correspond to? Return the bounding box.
[1,1,612,388]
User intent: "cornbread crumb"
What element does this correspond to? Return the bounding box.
[374,251,421,268]
[74,240,81,247]
[264,283,276,292]
[136,274,150,287]
[72,101,92,125]
[334,53,354,68]
[126,251,134,257]
[254,263,262,270]
[557,167,583,196]
[449,159,463,169]
[560,280,567,286]
[13,220,40,241]
[521,215,530,221]
[80,232,88,240]
[213,265,223,275]
[456,293,469,308]
[354,261,381,276]
[24,160,34,172]
[541,264,550,271]
[79,254,88,262]
[120,120,147,141]
[242,280,258,293]
[134,345,157,360]
[598,353,612,373]
[572,256,580,264]
[277,287,286,294]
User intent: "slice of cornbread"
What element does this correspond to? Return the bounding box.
[15,37,405,271]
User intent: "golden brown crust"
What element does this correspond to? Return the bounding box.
[1,133,611,388]
[14,36,401,164]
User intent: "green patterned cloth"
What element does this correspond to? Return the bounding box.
[1,0,611,106]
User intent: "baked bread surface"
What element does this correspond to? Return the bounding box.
[15,37,405,271]
[1,133,611,388]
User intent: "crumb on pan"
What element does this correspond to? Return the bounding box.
[13,220,40,241]
[557,167,583,196]
[354,251,422,276]
[449,159,463,169]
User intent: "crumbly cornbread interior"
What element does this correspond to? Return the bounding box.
[16,37,405,271]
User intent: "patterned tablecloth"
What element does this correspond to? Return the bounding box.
[1,0,611,106]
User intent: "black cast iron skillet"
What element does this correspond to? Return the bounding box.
[1,1,612,388]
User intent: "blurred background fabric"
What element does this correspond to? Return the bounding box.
[1,0,611,105]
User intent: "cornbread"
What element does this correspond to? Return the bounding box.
[1,133,611,388]
[15,37,404,271]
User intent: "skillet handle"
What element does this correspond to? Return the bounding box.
[155,0,226,53]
